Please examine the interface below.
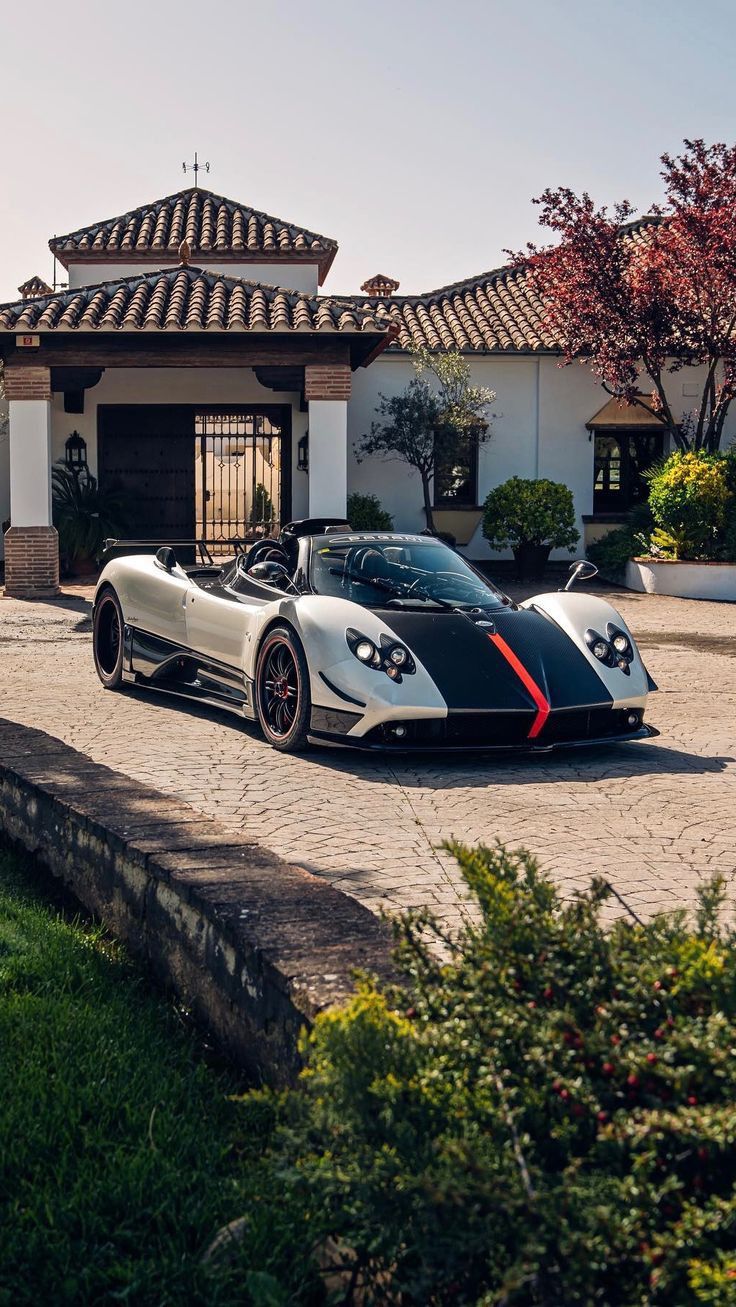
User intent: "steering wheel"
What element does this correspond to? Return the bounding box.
[405,570,486,602]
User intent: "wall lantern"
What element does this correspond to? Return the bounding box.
[297,432,309,473]
[64,430,88,478]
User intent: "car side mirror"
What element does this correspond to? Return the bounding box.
[561,560,598,591]
[155,546,177,573]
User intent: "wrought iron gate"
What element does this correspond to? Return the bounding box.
[195,411,283,552]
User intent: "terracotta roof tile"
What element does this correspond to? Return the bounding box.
[355,262,562,353]
[49,187,338,284]
[0,266,387,337]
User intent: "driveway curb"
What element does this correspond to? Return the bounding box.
[0,718,394,1085]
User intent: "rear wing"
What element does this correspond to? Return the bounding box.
[102,538,251,566]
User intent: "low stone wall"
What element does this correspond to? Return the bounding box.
[0,718,394,1085]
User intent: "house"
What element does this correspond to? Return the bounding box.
[0,184,728,597]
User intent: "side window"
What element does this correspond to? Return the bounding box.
[433,433,479,507]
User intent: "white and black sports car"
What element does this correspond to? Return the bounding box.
[92,518,658,753]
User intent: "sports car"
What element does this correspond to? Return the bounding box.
[92,518,658,753]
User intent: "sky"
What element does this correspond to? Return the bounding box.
[2,0,736,302]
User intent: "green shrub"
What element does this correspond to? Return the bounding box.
[347,491,394,531]
[482,477,579,552]
[586,503,654,579]
[720,445,736,562]
[256,842,736,1306]
[250,481,275,529]
[645,451,730,559]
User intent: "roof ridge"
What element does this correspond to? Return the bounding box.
[0,265,383,326]
[49,185,338,252]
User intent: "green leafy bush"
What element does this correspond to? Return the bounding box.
[587,503,654,579]
[483,477,580,551]
[256,842,736,1306]
[250,481,275,530]
[645,451,731,559]
[720,445,736,562]
[346,492,394,531]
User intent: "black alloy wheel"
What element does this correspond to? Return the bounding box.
[255,625,311,751]
[93,588,125,689]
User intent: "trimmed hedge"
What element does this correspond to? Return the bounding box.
[483,477,579,552]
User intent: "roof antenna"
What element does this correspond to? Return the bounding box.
[182,151,210,186]
[51,237,68,292]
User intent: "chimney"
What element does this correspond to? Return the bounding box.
[18,275,53,300]
[360,272,400,299]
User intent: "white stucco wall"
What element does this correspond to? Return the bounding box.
[307,400,347,517]
[48,367,310,524]
[347,354,736,559]
[66,261,320,295]
[4,350,735,567]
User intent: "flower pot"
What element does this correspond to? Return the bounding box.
[626,559,736,602]
[513,543,551,582]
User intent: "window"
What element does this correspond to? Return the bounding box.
[593,430,663,512]
[433,431,479,506]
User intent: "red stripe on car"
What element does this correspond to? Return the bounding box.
[488,632,550,739]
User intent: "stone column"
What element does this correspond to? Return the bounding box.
[3,366,59,598]
[305,364,350,519]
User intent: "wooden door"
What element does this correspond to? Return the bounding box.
[97,406,196,542]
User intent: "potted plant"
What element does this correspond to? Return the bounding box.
[356,348,494,534]
[482,476,580,580]
[52,463,130,577]
[625,450,736,599]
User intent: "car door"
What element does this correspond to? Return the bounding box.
[125,558,191,647]
[184,583,259,671]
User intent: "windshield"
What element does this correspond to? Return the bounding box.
[309,536,510,610]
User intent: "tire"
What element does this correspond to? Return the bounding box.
[255,624,311,752]
[93,588,125,690]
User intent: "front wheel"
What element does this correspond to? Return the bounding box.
[93,588,125,689]
[255,625,311,752]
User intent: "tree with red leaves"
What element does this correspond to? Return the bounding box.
[515,140,736,452]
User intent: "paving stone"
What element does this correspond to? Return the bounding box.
[0,582,734,931]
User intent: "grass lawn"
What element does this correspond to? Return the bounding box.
[0,839,311,1306]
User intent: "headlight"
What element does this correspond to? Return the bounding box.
[346,629,415,680]
[612,633,630,655]
[592,639,609,660]
[355,639,376,663]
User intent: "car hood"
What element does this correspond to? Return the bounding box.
[376,606,613,713]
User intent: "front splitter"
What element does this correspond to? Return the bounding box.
[306,723,660,754]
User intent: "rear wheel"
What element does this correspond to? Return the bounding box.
[93,588,125,689]
[255,625,311,752]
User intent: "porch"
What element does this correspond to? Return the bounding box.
[0,263,392,596]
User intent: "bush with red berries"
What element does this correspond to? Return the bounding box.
[247,843,736,1305]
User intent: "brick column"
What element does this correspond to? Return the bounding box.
[3,366,59,598]
[305,365,350,519]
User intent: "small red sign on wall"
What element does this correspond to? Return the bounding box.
[16,334,40,347]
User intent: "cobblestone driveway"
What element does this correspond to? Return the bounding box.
[1,581,734,928]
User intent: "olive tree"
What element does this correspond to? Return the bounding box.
[356,348,495,533]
